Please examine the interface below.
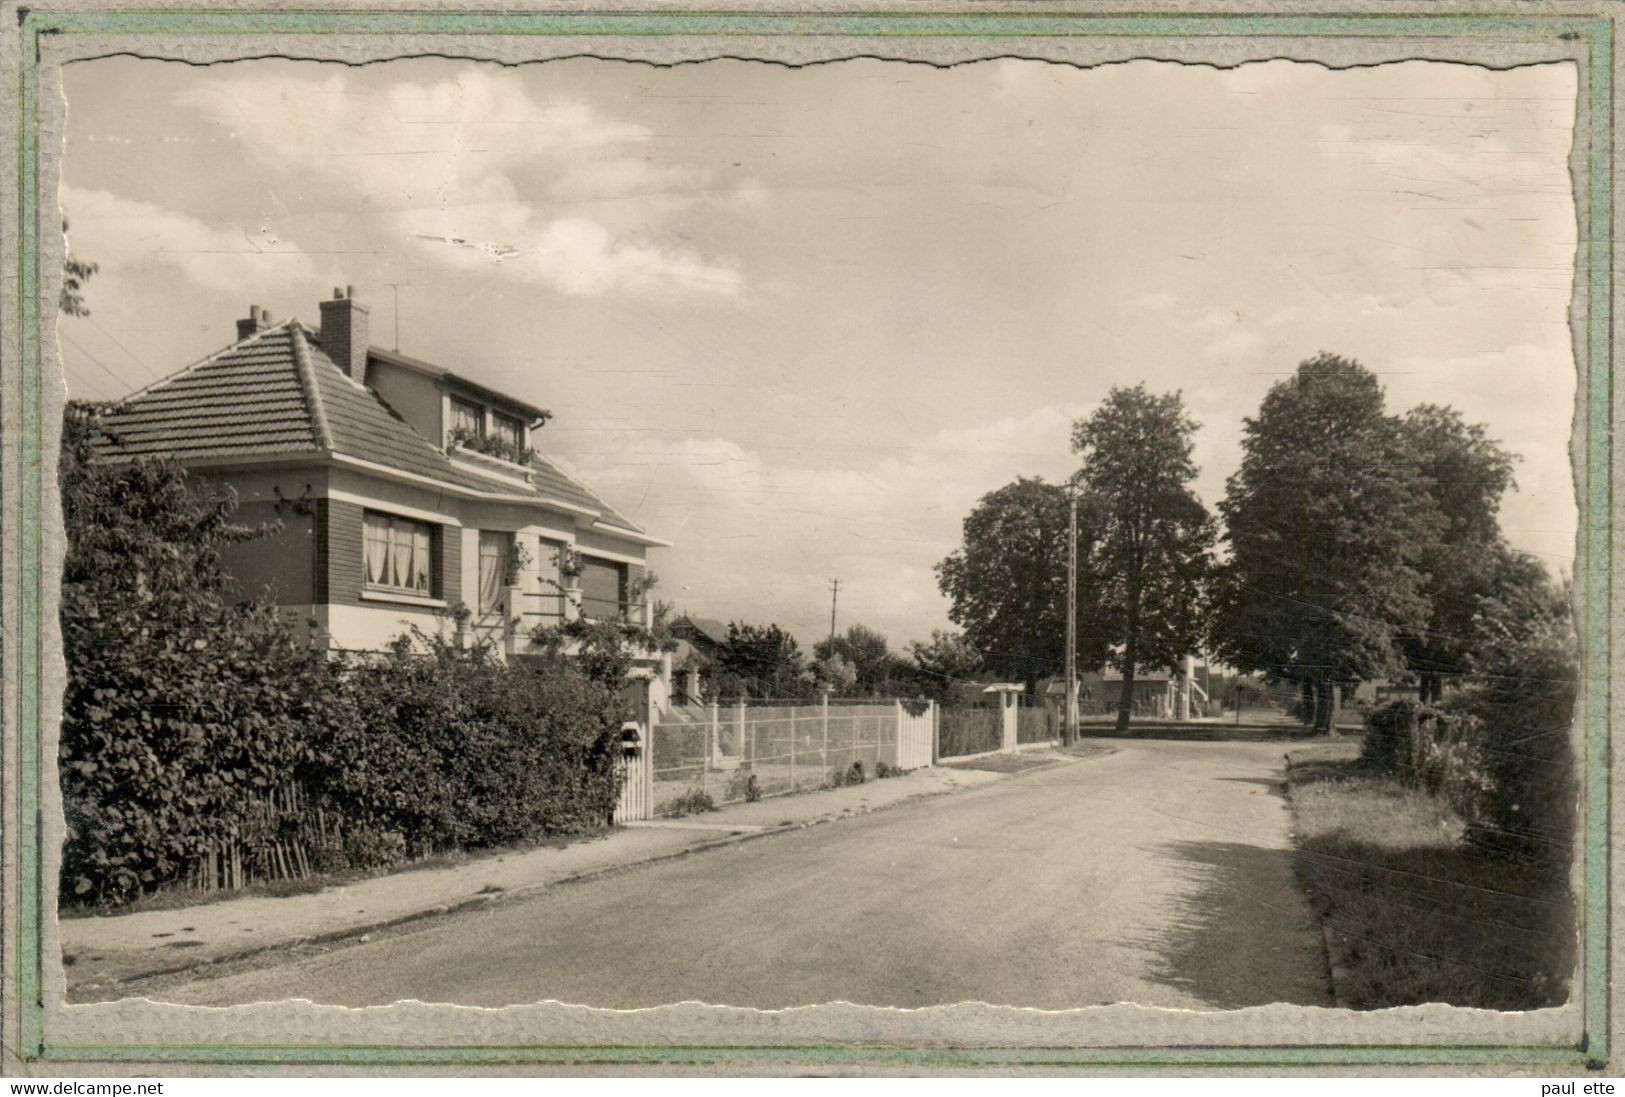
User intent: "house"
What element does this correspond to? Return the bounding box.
[94,287,671,690]
[667,615,731,702]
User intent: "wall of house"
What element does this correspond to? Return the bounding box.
[219,500,316,604]
[365,358,445,445]
[320,601,461,654]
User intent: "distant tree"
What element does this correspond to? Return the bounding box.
[60,218,98,318]
[1396,404,1520,702]
[1071,384,1215,731]
[814,652,858,694]
[813,624,897,696]
[936,477,1105,693]
[1211,354,1442,732]
[718,622,809,699]
[905,629,986,704]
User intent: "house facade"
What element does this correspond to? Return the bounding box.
[96,287,670,687]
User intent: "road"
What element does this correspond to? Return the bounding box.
[153,740,1332,1010]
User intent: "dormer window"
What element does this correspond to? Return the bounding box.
[451,397,484,438]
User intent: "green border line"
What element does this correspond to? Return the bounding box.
[12,7,1613,1071]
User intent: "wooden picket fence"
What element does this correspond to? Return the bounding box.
[186,781,332,892]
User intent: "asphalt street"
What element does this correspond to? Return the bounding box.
[155,740,1332,1010]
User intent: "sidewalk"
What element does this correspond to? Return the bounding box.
[62,761,1023,997]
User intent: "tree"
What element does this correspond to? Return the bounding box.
[905,629,986,703]
[1211,354,1443,732]
[813,624,898,696]
[717,622,809,699]
[936,477,1104,693]
[60,217,98,318]
[1396,405,1520,702]
[57,403,330,901]
[1071,384,1214,731]
[814,653,858,694]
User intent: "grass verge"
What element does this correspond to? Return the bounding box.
[1284,743,1573,1010]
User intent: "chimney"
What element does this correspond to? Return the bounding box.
[236,304,271,341]
[318,285,370,380]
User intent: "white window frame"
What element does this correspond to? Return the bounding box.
[363,511,435,597]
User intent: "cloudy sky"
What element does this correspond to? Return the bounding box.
[57,56,1580,647]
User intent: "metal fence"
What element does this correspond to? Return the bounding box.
[649,702,920,816]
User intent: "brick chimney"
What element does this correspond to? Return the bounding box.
[317,285,369,381]
[236,304,273,341]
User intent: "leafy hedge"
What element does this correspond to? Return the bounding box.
[1361,636,1576,864]
[310,634,625,866]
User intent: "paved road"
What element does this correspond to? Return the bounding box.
[155,740,1331,1010]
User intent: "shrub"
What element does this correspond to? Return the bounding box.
[660,789,716,817]
[723,768,761,803]
[874,760,907,779]
[847,760,867,785]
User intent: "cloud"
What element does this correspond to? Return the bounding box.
[59,184,323,296]
[174,66,757,299]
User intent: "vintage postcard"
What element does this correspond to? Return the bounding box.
[1,0,1618,1077]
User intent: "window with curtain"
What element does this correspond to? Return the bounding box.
[451,397,484,439]
[478,530,513,614]
[363,512,434,595]
[489,411,523,450]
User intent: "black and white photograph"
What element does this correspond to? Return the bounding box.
[44,42,1586,1031]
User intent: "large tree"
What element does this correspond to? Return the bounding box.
[1396,404,1520,702]
[1071,384,1214,731]
[935,477,1104,693]
[1211,354,1442,732]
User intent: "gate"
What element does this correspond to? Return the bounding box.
[614,678,655,822]
[895,700,935,769]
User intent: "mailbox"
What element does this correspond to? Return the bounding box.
[619,722,643,759]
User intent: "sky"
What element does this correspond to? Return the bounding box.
[57,56,1581,649]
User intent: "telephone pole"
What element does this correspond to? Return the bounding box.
[1065,490,1079,746]
[828,578,841,650]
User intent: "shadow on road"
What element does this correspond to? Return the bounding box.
[1078,724,1326,744]
[1121,837,1333,1010]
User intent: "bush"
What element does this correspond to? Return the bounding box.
[723,768,761,803]
[311,629,625,862]
[660,789,716,817]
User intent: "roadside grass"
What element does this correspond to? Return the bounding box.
[1285,745,1574,1010]
[61,829,610,920]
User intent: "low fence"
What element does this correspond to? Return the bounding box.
[1016,705,1058,745]
[937,707,1002,759]
[643,700,935,817]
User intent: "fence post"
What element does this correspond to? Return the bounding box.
[932,701,940,764]
[700,709,711,801]
[790,706,798,791]
[736,700,748,772]
[709,700,721,764]
[822,694,831,776]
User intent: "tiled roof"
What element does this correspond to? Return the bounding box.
[95,326,320,461]
[99,320,646,535]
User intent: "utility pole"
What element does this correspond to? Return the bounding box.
[1065,490,1079,747]
[828,579,841,650]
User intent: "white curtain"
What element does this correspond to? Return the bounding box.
[363,515,389,586]
[478,532,506,613]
